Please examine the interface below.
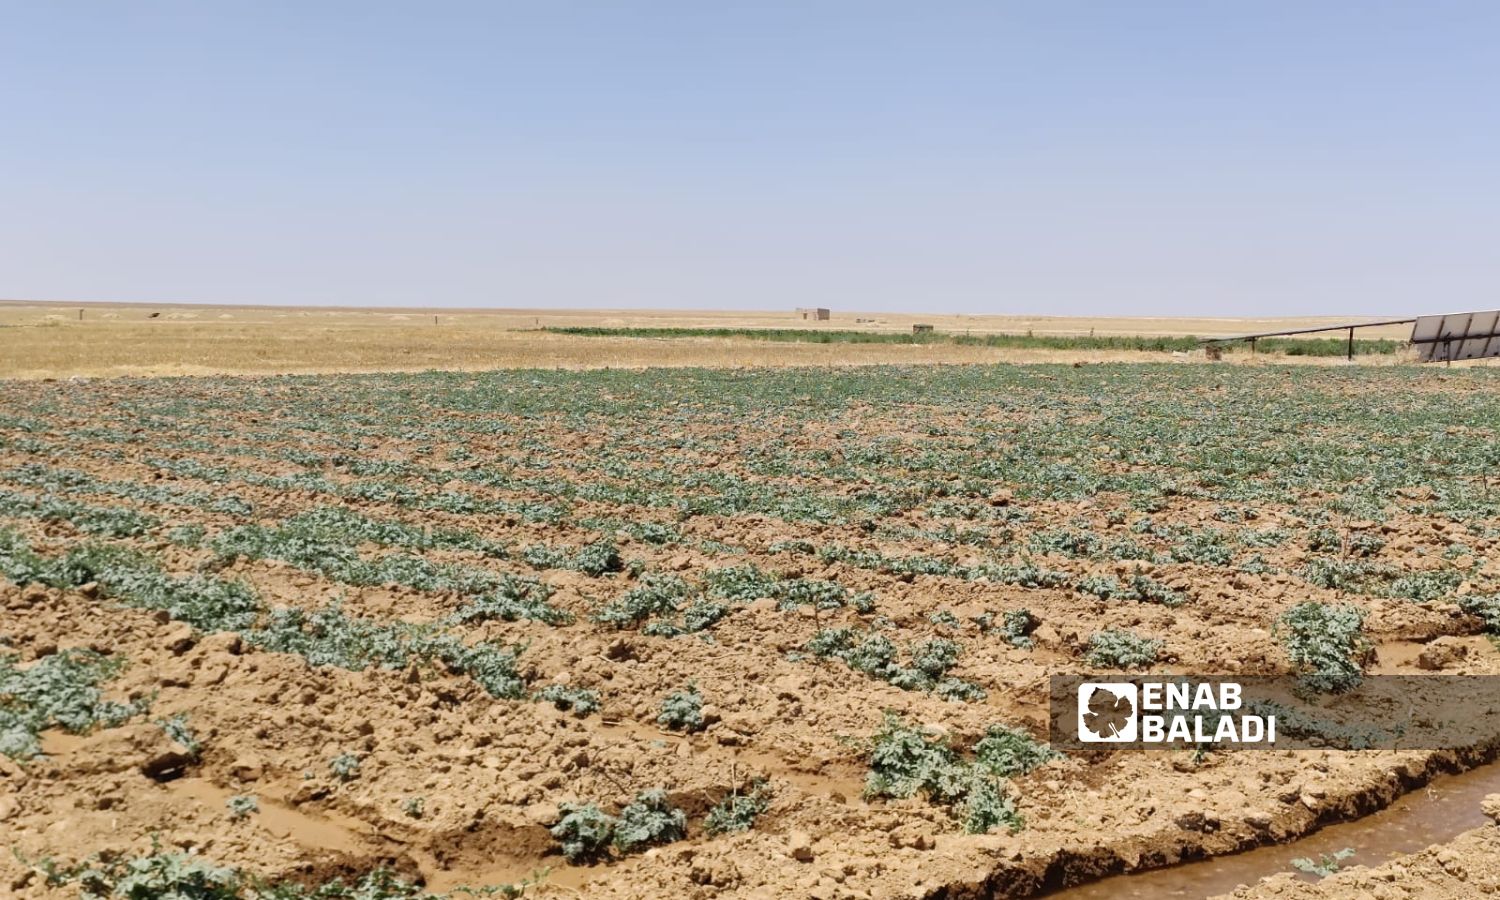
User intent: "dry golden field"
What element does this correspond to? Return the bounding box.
[0,301,1423,379]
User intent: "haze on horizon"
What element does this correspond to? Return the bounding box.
[3,2,1497,317]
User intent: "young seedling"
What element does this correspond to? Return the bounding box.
[1291,847,1355,878]
[657,683,705,733]
[1085,629,1162,669]
[534,684,601,718]
[704,780,771,835]
[1275,602,1370,694]
[550,802,617,864]
[329,752,362,782]
[156,713,201,760]
[613,788,687,853]
[226,794,258,821]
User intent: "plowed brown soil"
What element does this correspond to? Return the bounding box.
[2,365,1498,899]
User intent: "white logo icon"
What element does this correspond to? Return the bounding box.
[1078,682,1138,743]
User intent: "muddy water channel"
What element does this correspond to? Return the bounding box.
[1043,761,1500,899]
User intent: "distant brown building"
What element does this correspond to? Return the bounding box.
[796,307,831,321]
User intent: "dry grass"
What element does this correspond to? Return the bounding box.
[0,300,1426,379]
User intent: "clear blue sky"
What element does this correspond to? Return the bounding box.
[3,2,1497,315]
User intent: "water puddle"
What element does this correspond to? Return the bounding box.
[730,745,868,800]
[166,777,372,854]
[1043,760,1500,899]
[418,854,596,894]
[1371,636,1486,673]
[592,719,867,799]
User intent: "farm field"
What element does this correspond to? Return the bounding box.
[0,301,1423,378]
[3,363,1500,898]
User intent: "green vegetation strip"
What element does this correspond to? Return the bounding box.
[543,326,1401,356]
[28,846,538,899]
[0,529,528,703]
[860,713,1057,834]
[0,650,147,760]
